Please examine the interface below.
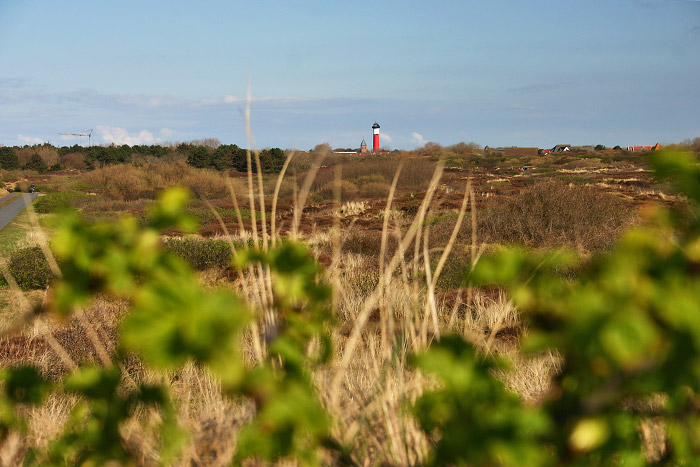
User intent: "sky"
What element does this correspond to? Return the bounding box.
[0,0,698,150]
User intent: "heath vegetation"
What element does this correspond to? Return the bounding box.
[0,139,699,465]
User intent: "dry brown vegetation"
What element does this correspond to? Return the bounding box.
[0,147,681,464]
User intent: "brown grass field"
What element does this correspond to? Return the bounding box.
[0,146,687,464]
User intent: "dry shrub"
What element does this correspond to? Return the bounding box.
[179,169,229,199]
[60,153,87,169]
[523,156,547,166]
[77,198,152,218]
[344,158,436,188]
[336,201,369,217]
[81,165,152,201]
[352,174,386,186]
[316,180,358,200]
[560,158,602,170]
[81,163,229,201]
[426,212,472,249]
[15,146,59,167]
[263,177,296,198]
[358,181,390,198]
[481,180,634,251]
[308,157,436,193]
[341,230,402,261]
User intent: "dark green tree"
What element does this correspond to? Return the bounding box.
[185,146,211,169]
[0,147,19,169]
[86,147,116,168]
[23,153,48,172]
[211,144,236,171]
[259,148,286,173]
[210,144,247,172]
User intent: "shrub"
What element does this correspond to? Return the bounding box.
[480,181,633,252]
[60,152,88,169]
[336,201,368,217]
[33,192,85,213]
[264,178,296,198]
[358,181,390,198]
[434,253,471,292]
[307,158,436,193]
[8,246,53,290]
[315,180,358,200]
[164,237,233,270]
[352,174,386,186]
[81,163,230,201]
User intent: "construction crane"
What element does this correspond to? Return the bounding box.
[58,128,93,147]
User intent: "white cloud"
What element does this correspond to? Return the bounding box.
[159,128,175,137]
[381,132,393,144]
[96,126,160,145]
[411,132,426,145]
[17,134,44,145]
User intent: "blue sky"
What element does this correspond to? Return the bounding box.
[0,0,698,150]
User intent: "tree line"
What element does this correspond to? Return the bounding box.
[0,143,286,174]
[179,144,285,173]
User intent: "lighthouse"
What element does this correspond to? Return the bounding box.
[372,121,380,152]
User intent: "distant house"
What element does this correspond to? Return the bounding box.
[504,147,539,157]
[540,149,551,155]
[627,143,662,152]
[551,144,571,153]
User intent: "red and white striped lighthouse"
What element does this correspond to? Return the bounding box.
[372,121,380,152]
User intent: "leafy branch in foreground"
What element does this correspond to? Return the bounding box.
[412,150,700,465]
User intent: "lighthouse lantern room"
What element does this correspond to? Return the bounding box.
[372,121,380,152]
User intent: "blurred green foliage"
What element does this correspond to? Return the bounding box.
[234,243,337,465]
[0,366,51,439]
[411,337,551,466]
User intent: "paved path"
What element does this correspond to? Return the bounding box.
[0,193,39,231]
[0,193,17,204]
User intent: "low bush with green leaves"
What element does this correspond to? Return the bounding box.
[164,237,234,270]
[32,191,86,213]
[7,246,53,290]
